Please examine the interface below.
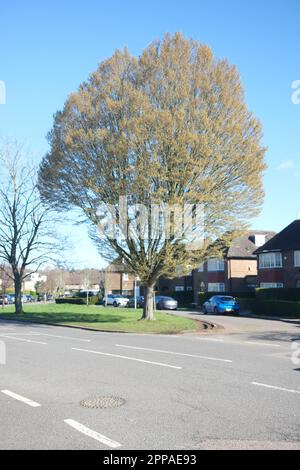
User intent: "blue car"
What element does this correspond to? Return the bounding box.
[202,295,240,315]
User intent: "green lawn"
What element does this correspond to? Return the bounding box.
[0,303,201,334]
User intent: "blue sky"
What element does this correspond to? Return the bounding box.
[0,0,299,267]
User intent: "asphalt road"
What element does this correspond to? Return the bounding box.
[0,314,300,450]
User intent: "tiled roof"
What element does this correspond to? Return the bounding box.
[254,220,300,253]
[227,231,276,258]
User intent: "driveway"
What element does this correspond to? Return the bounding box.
[170,310,300,345]
[0,317,299,450]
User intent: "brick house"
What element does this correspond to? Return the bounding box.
[254,220,300,288]
[103,260,137,296]
[158,231,274,302]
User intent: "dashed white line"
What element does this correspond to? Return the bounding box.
[196,337,281,348]
[245,341,281,348]
[72,347,182,369]
[0,335,47,345]
[116,344,233,363]
[1,390,41,407]
[64,419,122,448]
[252,382,300,395]
[28,332,91,342]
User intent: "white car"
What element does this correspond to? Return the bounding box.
[105,294,129,307]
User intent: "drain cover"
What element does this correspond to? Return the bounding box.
[80,396,125,409]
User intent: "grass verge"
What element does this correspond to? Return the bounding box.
[0,303,202,334]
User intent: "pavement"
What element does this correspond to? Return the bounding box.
[0,313,300,450]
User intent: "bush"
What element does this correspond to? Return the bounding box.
[56,295,101,305]
[239,298,300,318]
[255,288,300,301]
[55,298,86,305]
[255,299,300,317]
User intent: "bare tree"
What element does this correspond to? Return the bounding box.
[0,139,60,314]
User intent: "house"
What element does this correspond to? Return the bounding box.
[103,260,138,296]
[158,231,275,302]
[254,220,300,288]
[23,272,47,292]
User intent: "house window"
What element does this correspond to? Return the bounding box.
[207,258,225,272]
[123,273,129,281]
[259,252,282,269]
[175,286,184,292]
[208,283,225,292]
[260,282,284,288]
[198,262,204,272]
[186,286,193,291]
[294,251,300,267]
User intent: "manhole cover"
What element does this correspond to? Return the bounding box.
[80,396,125,409]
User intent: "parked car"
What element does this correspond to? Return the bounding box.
[0,294,13,305]
[127,296,144,308]
[202,296,240,315]
[105,294,129,307]
[26,295,36,303]
[155,295,178,310]
[8,294,15,304]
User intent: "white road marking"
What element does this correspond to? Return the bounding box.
[196,337,225,342]
[196,337,281,348]
[116,344,233,363]
[0,333,42,336]
[245,341,281,348]
[0,335,47,345]
[252,382,300,395]
[1,390,41,407]
[28,332,91,342]
[72,347,182,369]
[64,419,122,448]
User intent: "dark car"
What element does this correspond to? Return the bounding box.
[127,296,144,308]
[202,296,240,315]
[155,295,178,310]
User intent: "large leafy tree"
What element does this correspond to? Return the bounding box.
[38,33,266,319]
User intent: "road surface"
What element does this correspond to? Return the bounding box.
[0,315,299,449]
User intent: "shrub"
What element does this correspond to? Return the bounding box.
[55,295,101,305]
[255,288,300,301]
[55,298,86,305]
[239,298,300,318]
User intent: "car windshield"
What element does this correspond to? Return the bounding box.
[219,296,235,302]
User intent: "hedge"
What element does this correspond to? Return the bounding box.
[255,288,300,301]
[239,298,300,318]
[55,296,101,305]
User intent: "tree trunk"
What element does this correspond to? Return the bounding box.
[14,275,23,314]
[141,284,155,320]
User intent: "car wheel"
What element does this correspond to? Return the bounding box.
[214,307,218,315]
[113,301,117,307]
[202,305,207,314]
